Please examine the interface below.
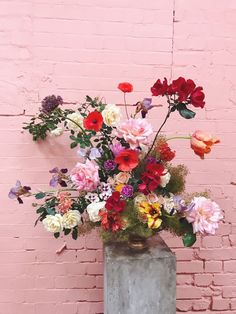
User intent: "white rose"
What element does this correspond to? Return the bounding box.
[50,127,64,137]
[66,112,84,131]
[43,214,63,233]
[62,210,81,229]
[160,171,171,188]
[134,193,147,206]
[86,201,106,222]
[102,104,122,127]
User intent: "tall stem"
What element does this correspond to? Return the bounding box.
[124,93,129,119]
[166,136,191,141]
[65,117,94,148]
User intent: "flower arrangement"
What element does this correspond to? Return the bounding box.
[9,77,223,247]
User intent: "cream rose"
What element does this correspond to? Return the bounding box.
[66,112,84,131]
[43,214,63,233]
[102,104,122,127]
[62,210,81,229]
[114,172,130,184]
[134,193,147,206]
[86,201,106,222]
[160,171,171,188]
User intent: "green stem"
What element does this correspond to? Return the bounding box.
[167,136,191,141]
[124,93,129,119]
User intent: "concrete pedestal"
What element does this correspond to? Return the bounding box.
[104,235,176,314]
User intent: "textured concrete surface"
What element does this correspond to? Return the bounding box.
[104,235,176,314]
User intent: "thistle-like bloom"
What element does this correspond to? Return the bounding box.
[138,201,162,229]
[8,180,31,204]
[41,95,63,113]
[185,196,223,235]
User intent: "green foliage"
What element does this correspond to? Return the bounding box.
[176,103,196,119]
[182,233,196,247]
[35,192,46,199]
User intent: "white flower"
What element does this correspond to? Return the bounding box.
[160,171,171,188]
[86,201,106,222]
[50,127,64,137]
[163,197,176,214]
[102,104,122,127]
[66,112,84,131]
[134,193,147,206]
[43,214,63,233]
[85,192,100,203]
[62,210,81,229]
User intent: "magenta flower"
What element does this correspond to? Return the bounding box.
[121,185,134,198]
[104,160,117,171]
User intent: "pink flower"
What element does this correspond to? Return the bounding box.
[116,118,153,149]
[70,160,100,192]
[185,197,223,235]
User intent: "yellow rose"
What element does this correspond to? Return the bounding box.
[62,210,81,229]
[102,104,122,127]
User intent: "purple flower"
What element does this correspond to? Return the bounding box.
[121,185,134,198]
[77,147,102,160]
[49,167,68,187]
[41,95,63,114]
[110,143,124,157]
[104,160,117,171]
[173,195,188,212]
[8,180,31,204]
[146,156,157,164]
[141,98,153,118]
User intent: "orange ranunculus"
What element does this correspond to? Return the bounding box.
[118,82,133,93]
[191,130,220,159]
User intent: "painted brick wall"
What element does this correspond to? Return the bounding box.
[1,0,235,313]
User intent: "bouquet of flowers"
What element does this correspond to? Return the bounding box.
[9,77,223,247]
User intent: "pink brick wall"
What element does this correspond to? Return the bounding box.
[1,0,235,313]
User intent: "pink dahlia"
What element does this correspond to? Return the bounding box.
[116,118,153,149]
[185,196,223,235]
[70,160,100,192]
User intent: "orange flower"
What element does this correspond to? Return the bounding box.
[118,82,133,93]
[191,130,220,159]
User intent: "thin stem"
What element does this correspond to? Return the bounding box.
[167,136,191,141]
[123,93,129,119]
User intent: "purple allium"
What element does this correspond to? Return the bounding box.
[49,167,68,187]
[121,185,134,198]
[110,143,124,157]
[104,160,117,171]
[8,180,31,204]
[41,95,63,114]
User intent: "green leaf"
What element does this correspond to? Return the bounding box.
[64,228,71,235]
[35,192,46,199]
[46,207,55,215]
[70,142,78,149]
[182,233,196,247]
[72,227,78,240]
[176,103,196,119]
[54,232,60,239]
[36,207,45,214]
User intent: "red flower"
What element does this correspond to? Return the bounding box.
[151,78,168,96]
[105,191,126,212]
[118,82,133,93]
[83,111,103,132]
[139,162,165,194]
[114,149,139,172]
[156,142,176,162]
[99,210,123,232]
[190,87,205,108]
[169,77,196,102]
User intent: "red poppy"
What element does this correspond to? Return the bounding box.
[105,191,126,212]
[83,111,103,132]
[118,82,133,93]
[114,149,139,172]
[99,210,123,232]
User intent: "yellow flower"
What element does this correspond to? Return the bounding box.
[115,183,124,192]
[138,201,162,229]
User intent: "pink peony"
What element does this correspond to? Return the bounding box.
[185,196,223,235]
[116,118,153,149]
[70,160,100,192]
